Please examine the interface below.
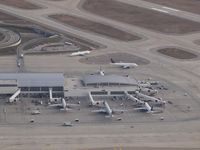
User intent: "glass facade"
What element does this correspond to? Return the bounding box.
[19,86,64,98]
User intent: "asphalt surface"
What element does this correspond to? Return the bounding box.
[0,0,200,150]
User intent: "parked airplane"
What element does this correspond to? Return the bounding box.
[70,50,90,56]
[134,102,152,113]
[148,81,159,85]
[31,110,41,115]
[134,102,163,114]
[49,98,80,111]
[138,81,152,88]
[138,88,158,96]
[88,92,104,107]
[138,80,160,89]
[139,80,159,85]
[92,101,125,117]
[110,58,138,69]
[135,91,166,105]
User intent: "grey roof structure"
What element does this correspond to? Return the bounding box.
[82,74,138,86]
[0,73,64,87]
[0,87,18,94]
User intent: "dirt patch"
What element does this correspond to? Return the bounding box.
[0,11,21,21]
[82,0,200,34]
[0,0,41,9]
[79,52,150,65]
[0,46,17,55]
[22,36,63,51]
[0,33,5,41]
[144,0,200,14]
[157,48,198,59]
[0,11,32,25]
[50,14,141,41]
[194,40,200,45]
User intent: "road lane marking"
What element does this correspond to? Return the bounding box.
[162,6,180,12]
[151,8,169,13]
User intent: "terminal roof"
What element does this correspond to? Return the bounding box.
[82,74,138,86]
[0,73,64,87]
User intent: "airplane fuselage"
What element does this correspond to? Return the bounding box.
[70,51,90,56]
[111,62,138,69]
[136,92,166,104]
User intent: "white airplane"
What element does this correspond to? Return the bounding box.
[138,81,152,88]
[88,92,104,107]
[148,81,159,85]
[134,102,153,113]
[135,91,166,105]
[138,88,158,96]
[134,102,163,114]
[49,98,80,111]
[31,110,41,115]
[92,101,125,118]
[110,58,138,69]
[70,50,90,56]
[139,80,159,85]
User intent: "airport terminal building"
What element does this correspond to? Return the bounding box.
[82,74,138,87]
[0,73,64,101]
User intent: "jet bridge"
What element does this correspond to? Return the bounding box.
[49,88,53,100]
[9,88,21,103]
[49,87,61,102]
[124,91,144,105]
[88,92,95,103]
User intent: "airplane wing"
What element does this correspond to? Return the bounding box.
[134,107,147,111]
[133,107,163,114]
[122,65,130,69]
[92,109,107,113]
[49,104,62,107]
[66,103,80,108]
[70,53,76,56]
[60,108,72,111]
[150,109,164,114]
[112,108,127,113]
[105,114,114,118]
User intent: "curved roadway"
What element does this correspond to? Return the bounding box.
[0,27,21,49]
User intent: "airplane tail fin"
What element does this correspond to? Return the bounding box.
[110,58,115,63]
